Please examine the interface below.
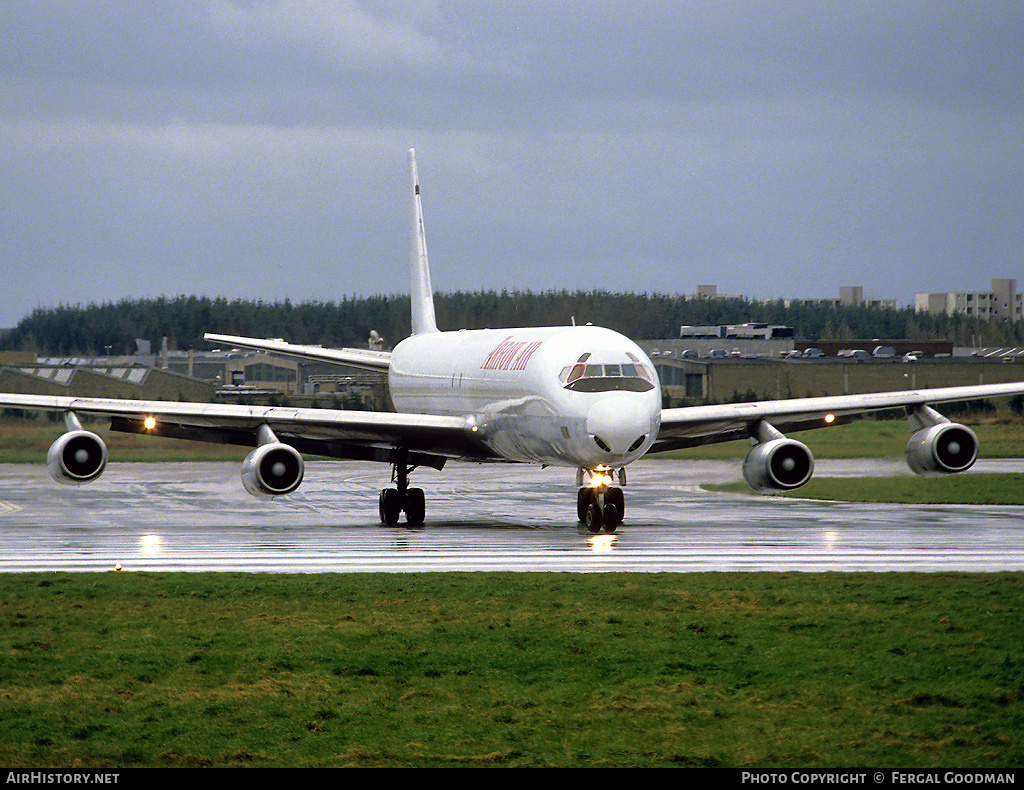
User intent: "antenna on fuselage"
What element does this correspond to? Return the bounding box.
[409,148,439,335]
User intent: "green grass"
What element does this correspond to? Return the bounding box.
[0,417,246,463]
[0,572,1021,768]
[705,474,1024,505]
[656,418,1024,460]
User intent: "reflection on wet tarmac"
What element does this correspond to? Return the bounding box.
[0,459,1022,573]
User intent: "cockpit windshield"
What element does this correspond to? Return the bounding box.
[560,354,655,392]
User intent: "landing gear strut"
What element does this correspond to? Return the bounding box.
[577,469,624,533]
[379,450,425,526]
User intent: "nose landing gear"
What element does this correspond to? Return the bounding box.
[576,468,624,533]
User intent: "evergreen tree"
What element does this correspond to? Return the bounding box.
[2,292,1022,355]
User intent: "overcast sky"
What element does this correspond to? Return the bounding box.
[2,1,1022,329]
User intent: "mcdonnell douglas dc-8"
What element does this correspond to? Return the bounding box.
[3,150,1024,532]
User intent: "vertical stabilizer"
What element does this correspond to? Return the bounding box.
[409,148,439,334]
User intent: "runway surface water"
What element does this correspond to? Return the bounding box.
[1,459,1022,573]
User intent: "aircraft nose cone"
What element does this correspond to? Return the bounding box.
[587,396,652,456]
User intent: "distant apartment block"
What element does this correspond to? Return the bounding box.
[693,284,743,300]
[915,279,1021,323]
[691,284,897,310]
[783,285,898,310]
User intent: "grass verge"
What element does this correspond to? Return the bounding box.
[0,572,1021,768]
[0,417,246,463]
[704,474,1024,505]
[655,418,1024,461]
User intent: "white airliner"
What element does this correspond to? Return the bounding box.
[3,150,1024,532]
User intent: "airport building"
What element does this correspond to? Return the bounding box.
[0,339,389,410]
[0,358,216,403]
[914,279,1021,323]
[651,350,1024,407]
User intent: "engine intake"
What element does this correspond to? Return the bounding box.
[905,422,978,477]
[743,437,815,493]
[48,430,108,485]
[241,442,304,498]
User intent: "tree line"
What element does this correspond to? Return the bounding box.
[2,291,1021,356]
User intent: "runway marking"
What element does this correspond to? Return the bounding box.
[0,499,22,515]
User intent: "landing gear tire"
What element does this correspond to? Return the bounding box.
[577,488,589,523]
[379,487,426,526]
[606,487,624,529]
[405,487,426,526]
[379,488,403,525]
[603,503,619,533]
[379,450,427,526]
[577,484,624,533]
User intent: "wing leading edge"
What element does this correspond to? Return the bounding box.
[203,332,392,373]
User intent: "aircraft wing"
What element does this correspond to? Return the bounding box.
[653,381,1024,452]
[204,333,392,373]
[0,393,489,469]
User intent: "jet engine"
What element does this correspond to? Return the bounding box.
[47,430,108,485]
[743,437,815,493]
[905,422,978,477]
[241,441,304,498]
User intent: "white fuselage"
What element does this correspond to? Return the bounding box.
[389,324,662,469]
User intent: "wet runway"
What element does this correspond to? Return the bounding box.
[1,459,1023,573]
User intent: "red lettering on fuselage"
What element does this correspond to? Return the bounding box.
[481,337,543,371]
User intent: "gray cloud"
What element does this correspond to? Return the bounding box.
[1,1,1022,327]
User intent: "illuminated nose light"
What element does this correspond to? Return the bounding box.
[144,416,157,430]
[824,413,835,424]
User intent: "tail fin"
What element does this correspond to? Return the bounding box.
[408,148,439,335]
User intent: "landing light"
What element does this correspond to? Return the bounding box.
[824,413,835,425]
[144,416,157,430]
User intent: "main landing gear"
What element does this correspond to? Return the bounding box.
[577,468,624,533]
[379,451,425,526]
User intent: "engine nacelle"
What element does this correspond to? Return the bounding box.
[47,430,108,485]
[241,442,304,498]
[743,437,815,493]
[905,422,978,477]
